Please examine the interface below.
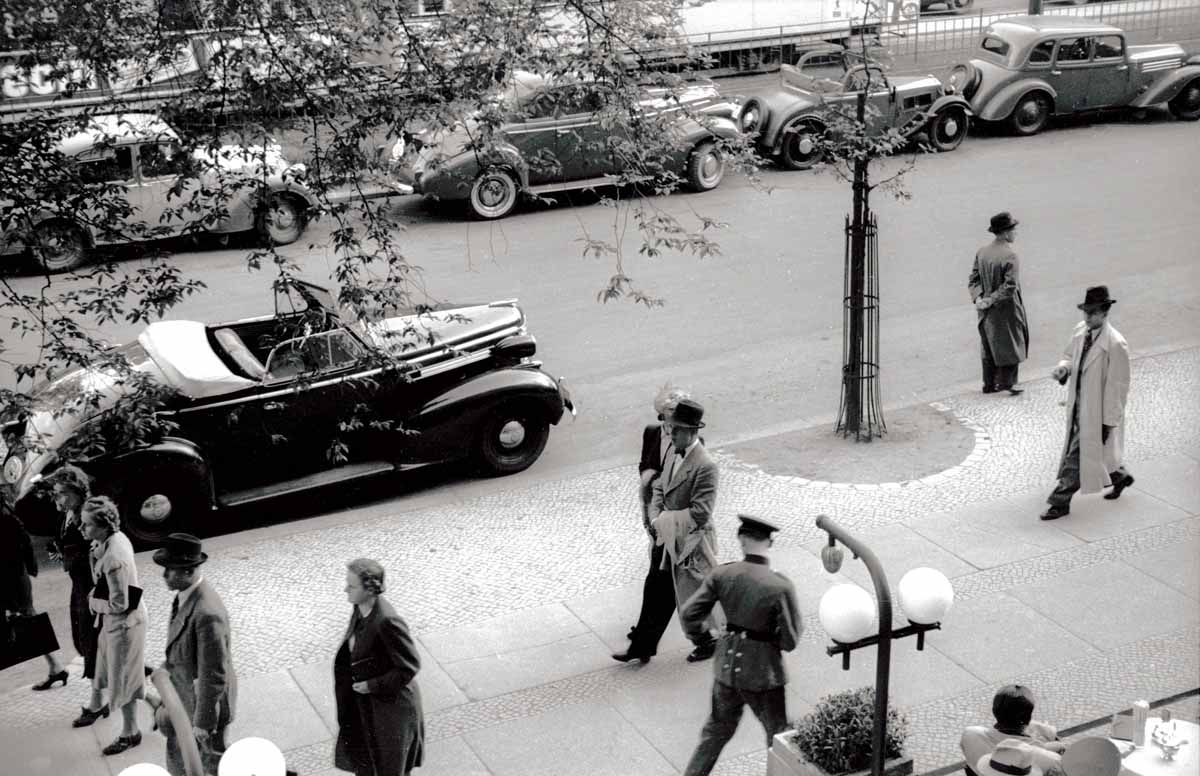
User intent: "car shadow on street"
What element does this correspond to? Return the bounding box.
[967,105,1180,139]
[0,231,257,278]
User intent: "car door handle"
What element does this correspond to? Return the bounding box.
[1049,69,1062,76]
[263,401,287,411]
[1115,64,1128,71]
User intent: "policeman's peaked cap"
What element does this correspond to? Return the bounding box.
[737,514,780,539]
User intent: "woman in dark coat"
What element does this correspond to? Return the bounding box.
[1,502,69,691]
[44,466,101,687]
[334,558,424,776]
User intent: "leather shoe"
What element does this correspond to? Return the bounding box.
[102,732,142,756]
[686,641,717,663]
[31,669,68,691]
[1006,384,1024,395]
[612,650,651,664]
[1104,474,1134,500]
[1039,505,1070,521]
[982,386,997,394]
[72,705,110,728]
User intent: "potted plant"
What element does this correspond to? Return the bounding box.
[767,687,913,776]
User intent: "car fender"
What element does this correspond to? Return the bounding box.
[929,94,974,117]
[409,367,567,450]
[103,437,216,511]
[1132,65,1200,108]
[267,179,321,212]
[977,79,1056,122]
[420,145,530,202]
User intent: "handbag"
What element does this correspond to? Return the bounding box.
[92,575,143,613]
[0,612,60,671]
[350,656,380,684]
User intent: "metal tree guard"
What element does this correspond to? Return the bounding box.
[836,210,885,441]
[816,515,943,776]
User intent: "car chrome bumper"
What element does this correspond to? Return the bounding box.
[557,376,577,419]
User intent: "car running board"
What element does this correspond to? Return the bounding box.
[219,461,400,508]
[526,175,651,195]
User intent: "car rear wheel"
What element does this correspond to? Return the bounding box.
[258,193,307,245]
[1168,78,1200,121]
[779,120,826,170]
[1009,92,1051,136]
[477,403,550,476]
[32,220,87,273]
[928,106,969,152]
[469,168,520,220]
[121,476,204,549]
[686,141,725,192]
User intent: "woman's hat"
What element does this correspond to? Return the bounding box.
[989,212,1019,234]
[1061,737,1122,776]
[975,739,1043,776]
[668,398,706,429]
[152,533,209,569]
[1077,285,1116,312]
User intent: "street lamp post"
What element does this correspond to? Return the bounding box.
[815,515,953,776]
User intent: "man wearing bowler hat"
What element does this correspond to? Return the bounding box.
[969,212,1030,395]
[152,533,237,776]
[679,515,802,776]
[1041,286,1133,520]
[615,398,722,663]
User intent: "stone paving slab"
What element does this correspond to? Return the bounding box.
[905,497,1083,568]
[564,581,694,656]
[420,603,591,664]
[1126,453,1200,514]
[441,632,616,700]
[1122,537,1200,602]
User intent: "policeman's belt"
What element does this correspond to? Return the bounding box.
[725,624,773,642]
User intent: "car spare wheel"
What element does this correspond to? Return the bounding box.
[121,477,200,548]
[468,168,520,220]
[1008,92,1051,136]
[258,192,308,246]
[779,120,826,170]
[32,220,88,273]
[738,100,768,136]
[686,141,726,192]
[1168,78,1200,121]
[928,105,969,152]
[477,403,550,476]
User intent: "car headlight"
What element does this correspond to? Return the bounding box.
[4,452,26,484]
[391,136,406,162]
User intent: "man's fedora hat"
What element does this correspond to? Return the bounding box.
[152,533,208,569]
[737,514,781,538]
[988,212,1019,234]
[1077,285,1116,311]
[668,398,706,429]
[975,739,1043,776]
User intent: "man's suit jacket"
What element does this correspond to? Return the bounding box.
[649,441,718,530]
[164,579,236,732]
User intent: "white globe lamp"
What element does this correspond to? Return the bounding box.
[818,583,877,643]
[118,766,170,776]
[218,737,287,776]
[898,567,954,625]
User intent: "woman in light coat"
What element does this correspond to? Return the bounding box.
[82,496,146,755]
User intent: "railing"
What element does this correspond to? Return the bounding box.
[684,0,1200,75]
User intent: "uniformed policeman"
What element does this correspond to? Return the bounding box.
[678,514,802,776]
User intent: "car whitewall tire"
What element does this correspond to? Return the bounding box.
[469,169,520,220]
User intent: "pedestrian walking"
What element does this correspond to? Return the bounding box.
[1,503,68,688]
[969,212,1029,395]
[1041,286,1133,520]
[44,465,101,690]
[616,385,691,661]
[616,398,721,663]
[152,533,236,776]
[80,496,146,754]
[679,515,802,776]
[334,558,424,776]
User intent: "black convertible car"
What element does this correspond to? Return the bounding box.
[3,281,574,545]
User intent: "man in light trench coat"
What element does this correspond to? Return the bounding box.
[1041,286,1134,520]
[969,212,1030,395]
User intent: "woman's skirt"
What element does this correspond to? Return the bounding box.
[94,608,146,708]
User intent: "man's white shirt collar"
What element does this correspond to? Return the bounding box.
[175,576,204,609]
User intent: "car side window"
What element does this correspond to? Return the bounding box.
[980,36,1010,57]
[1094,35,1124,60]
[1056,37,1092,64]
[138,142,190,178]
[77,146,134,184]
[1028,40,1056,66]
[522,90,559,120]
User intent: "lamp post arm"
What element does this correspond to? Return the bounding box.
[816,514,892,776]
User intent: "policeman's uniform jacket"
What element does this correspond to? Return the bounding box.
[680,554,802,691]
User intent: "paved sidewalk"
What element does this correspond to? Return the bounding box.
[3,348,1198,776]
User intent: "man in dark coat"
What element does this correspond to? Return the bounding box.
[153,534,237,776]
[969,212,1029,395]
[679,515,802,776]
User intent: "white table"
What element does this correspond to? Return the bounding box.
[1117,718,1199,776]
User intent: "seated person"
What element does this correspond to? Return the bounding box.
[961,685,1065,776]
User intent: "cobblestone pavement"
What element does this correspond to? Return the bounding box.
[3,348,1197,776]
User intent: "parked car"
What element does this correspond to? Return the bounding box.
[737,45,973,170]
[0,113,319,273]
[3,281,575,545]
[944,15,1200,135]
[393,71,740,219]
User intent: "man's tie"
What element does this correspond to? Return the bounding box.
[170,596,179,623]
[1079,329,1095,370]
